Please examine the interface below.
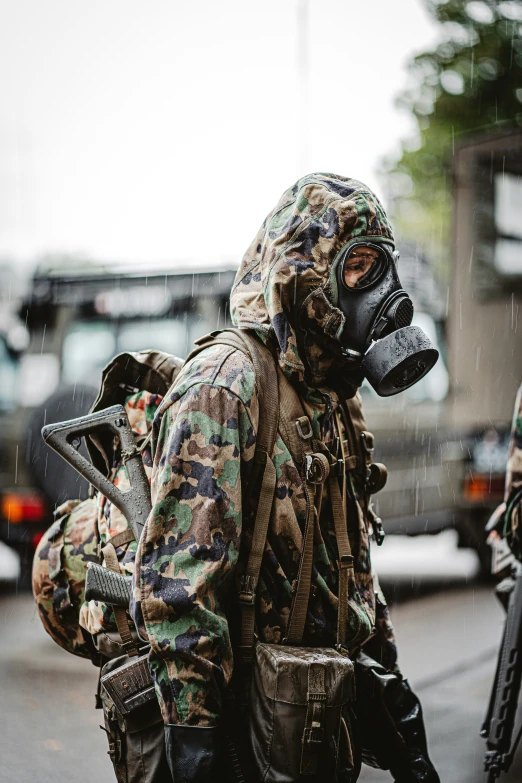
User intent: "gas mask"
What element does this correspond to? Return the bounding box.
[332,239,439,396]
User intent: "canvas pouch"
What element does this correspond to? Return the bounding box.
[249,643,355,783]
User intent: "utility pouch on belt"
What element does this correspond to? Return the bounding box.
[250,644,354,781]
[101,651,156,715]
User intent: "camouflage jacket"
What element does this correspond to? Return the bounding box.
[132,174,399,727]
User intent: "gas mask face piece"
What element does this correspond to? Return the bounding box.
[334,241,439,397]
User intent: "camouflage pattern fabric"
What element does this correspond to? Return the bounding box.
[33,497,99,658]
[33,389,163,652]
[504,383,522,560]
[79,390,163,636]
[133,173,399,728]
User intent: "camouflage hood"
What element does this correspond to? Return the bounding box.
[230,173,394,395]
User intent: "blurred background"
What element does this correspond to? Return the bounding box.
[0,0,521,781]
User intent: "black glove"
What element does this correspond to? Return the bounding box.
[355,653,440,783]
[387,679,440,783]
[164,724,224,783]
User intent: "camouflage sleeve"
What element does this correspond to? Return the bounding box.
[363,571,400,674]
[134,381,256,726]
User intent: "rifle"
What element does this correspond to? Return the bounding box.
[481,490,522,781]
[42,404,149,607]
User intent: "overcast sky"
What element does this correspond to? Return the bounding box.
[0,0,438,270]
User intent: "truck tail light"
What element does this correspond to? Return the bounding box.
[463,474,505,503]
[1,492,47,524]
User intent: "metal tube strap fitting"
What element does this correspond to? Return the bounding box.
[360,431,375,454]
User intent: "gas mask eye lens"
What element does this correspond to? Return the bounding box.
[342,246,386,289]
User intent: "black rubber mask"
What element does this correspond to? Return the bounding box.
[336,242,439,396]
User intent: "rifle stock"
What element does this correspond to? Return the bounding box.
[41,404,151,542]
[42,404,151,611]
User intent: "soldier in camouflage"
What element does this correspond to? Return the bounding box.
[487,383,522,561]
[129,173,438,782]
[504,384,522,560]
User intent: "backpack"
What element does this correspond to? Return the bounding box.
[32,349,184,660]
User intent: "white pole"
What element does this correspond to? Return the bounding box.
[297,0,309,176]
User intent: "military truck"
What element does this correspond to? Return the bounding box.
[4,135,520,586]
[0,264,47,585]
[2,250,454,582]
[366,128,522,574]
[0,262,236,584]
[446,128,522,567]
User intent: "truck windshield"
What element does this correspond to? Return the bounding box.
[62,314,210,385]
[0,337,19,412]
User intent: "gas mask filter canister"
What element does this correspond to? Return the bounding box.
[335,241,439,397]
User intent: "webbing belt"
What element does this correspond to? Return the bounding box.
[109,528,135,548]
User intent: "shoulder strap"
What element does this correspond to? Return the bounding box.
[187,330,280,667]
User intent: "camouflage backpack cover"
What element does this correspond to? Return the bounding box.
[32,349,184,659]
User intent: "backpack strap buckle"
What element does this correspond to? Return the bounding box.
[296,416,313,441]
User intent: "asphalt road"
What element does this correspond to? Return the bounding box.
[1,581,522,783]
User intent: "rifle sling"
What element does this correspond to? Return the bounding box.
[109,528,135,548]
[101,541,139,657]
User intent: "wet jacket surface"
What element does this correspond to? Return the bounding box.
[132,174,399,726]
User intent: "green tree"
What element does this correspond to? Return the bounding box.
[383,0,522,276]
